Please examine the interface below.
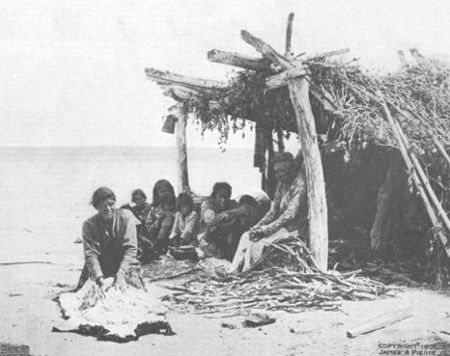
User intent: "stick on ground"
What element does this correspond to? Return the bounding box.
[346,307,413,338]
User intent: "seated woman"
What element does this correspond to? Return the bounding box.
[121,189,152,223]
[230,152,307,273]
[121,189,154,263]
[142,179,176,258]
[199,182,245,261]
[169,193,199,248]
[76,187,142,293]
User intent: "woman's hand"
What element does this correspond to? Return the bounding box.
[249,226,266,241]
[96,276,106,297]
[96,276,114,297]
[155,211,165,220]
[114,273,127,293]
[219,211,238,226]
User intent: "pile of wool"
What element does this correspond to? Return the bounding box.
[53,279,174,342]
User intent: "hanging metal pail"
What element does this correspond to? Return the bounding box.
[162,114,177,134]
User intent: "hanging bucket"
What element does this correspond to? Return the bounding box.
[162,114,177,134]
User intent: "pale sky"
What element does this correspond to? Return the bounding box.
[0,0,449,147]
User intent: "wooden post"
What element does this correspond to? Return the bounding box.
[280,11,294,156]
[288,78,329,271]
[172,102,190,194]
[265,127,276,199]
[240,30,329,271]
[285,13,294,57]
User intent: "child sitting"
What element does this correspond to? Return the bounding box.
[236,195,261,231]
[169,193,199,248]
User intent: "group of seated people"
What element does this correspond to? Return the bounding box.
[76,151,307,292]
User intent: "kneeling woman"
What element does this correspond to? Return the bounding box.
[76,187,143,293]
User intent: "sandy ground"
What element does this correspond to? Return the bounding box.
[0,262,449,356]
[0,220,448,355]
[0,146,448,355]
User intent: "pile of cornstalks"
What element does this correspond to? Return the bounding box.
[165,268,389,315]
[163,238,391,314]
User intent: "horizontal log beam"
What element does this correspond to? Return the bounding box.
[304,48,350,62]
[162,85,205,101]
[240,30,293,69]
[145,68,229,90]
[266,73,338,113]
[207,49,274,72]
[265,67,308,90]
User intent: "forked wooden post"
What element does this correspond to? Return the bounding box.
[172,102,190,194]
[288,79,329,270]
[241,29,329,271]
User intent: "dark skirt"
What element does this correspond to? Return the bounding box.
[201,225,241,261]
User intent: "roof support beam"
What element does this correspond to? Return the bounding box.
[207,49,274,72]
[265,67,308,90]
[145,68,229,90]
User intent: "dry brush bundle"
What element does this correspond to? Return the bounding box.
[308,57,450,150]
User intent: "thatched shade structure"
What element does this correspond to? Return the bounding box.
[145,13,450,283]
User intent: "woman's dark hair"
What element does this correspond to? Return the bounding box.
[210,182,232,199]
[177,193,194,211]
[152,179,175,206]
[239,194,258,207]
[131,189,147,203]
[91,187,116,209]
[164,195,176,210]
[274,151,294,164]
